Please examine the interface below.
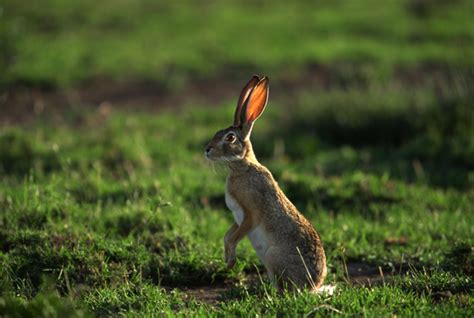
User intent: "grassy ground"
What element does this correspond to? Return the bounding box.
[0,89,473,316]
[2,0,474,88]
[1,0,473,317]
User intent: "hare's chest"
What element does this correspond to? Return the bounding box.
[225,188,269,262]
[225,189,245,225]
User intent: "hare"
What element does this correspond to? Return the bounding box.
[204,75,327,291]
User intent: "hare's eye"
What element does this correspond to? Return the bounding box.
[225,133,236,143]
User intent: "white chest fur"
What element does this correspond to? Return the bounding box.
[225,186,270,263]
[225,189,244,225]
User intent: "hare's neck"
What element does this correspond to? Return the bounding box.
[243,141,258,162]
[228,141,259,172]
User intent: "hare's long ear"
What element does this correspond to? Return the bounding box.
[241,77,269,139]
[233,75,260,127]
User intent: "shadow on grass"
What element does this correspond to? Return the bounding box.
[69,183,160,205]
[0,130,61,175]
[255,93,474,189]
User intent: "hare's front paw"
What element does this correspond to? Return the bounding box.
[224,244,237,268]
[226,253,236,268]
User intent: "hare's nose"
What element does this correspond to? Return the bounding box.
[205,145,212,154]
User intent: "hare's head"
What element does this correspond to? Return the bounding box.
[205,76,269,162]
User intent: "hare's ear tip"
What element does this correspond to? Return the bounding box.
[244,75,260,87]
[250,74,260,82]
[259,77,269,88]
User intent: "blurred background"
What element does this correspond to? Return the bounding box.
[1,0,473,186]
[0,0,473,315]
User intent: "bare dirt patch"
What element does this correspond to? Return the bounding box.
[165,261,408,305]
[2,64,468,126]
[180,285,231,305]
[346,261,407,286]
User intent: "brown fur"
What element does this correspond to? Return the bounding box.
[205,76,327,290]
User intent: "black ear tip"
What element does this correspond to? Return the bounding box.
[249,75,260,84]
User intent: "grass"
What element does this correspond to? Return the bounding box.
[2,0,474,88]
[0,84,473,316]
[1,0,474,316]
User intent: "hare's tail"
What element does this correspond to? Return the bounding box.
[313,284,336,296]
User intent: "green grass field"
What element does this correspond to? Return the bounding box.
[2,0,474,88]
[1,0,473,317]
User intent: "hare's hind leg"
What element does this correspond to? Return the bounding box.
[262,246,284,288]
[264,247,321,291]
[263,247,300,290]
